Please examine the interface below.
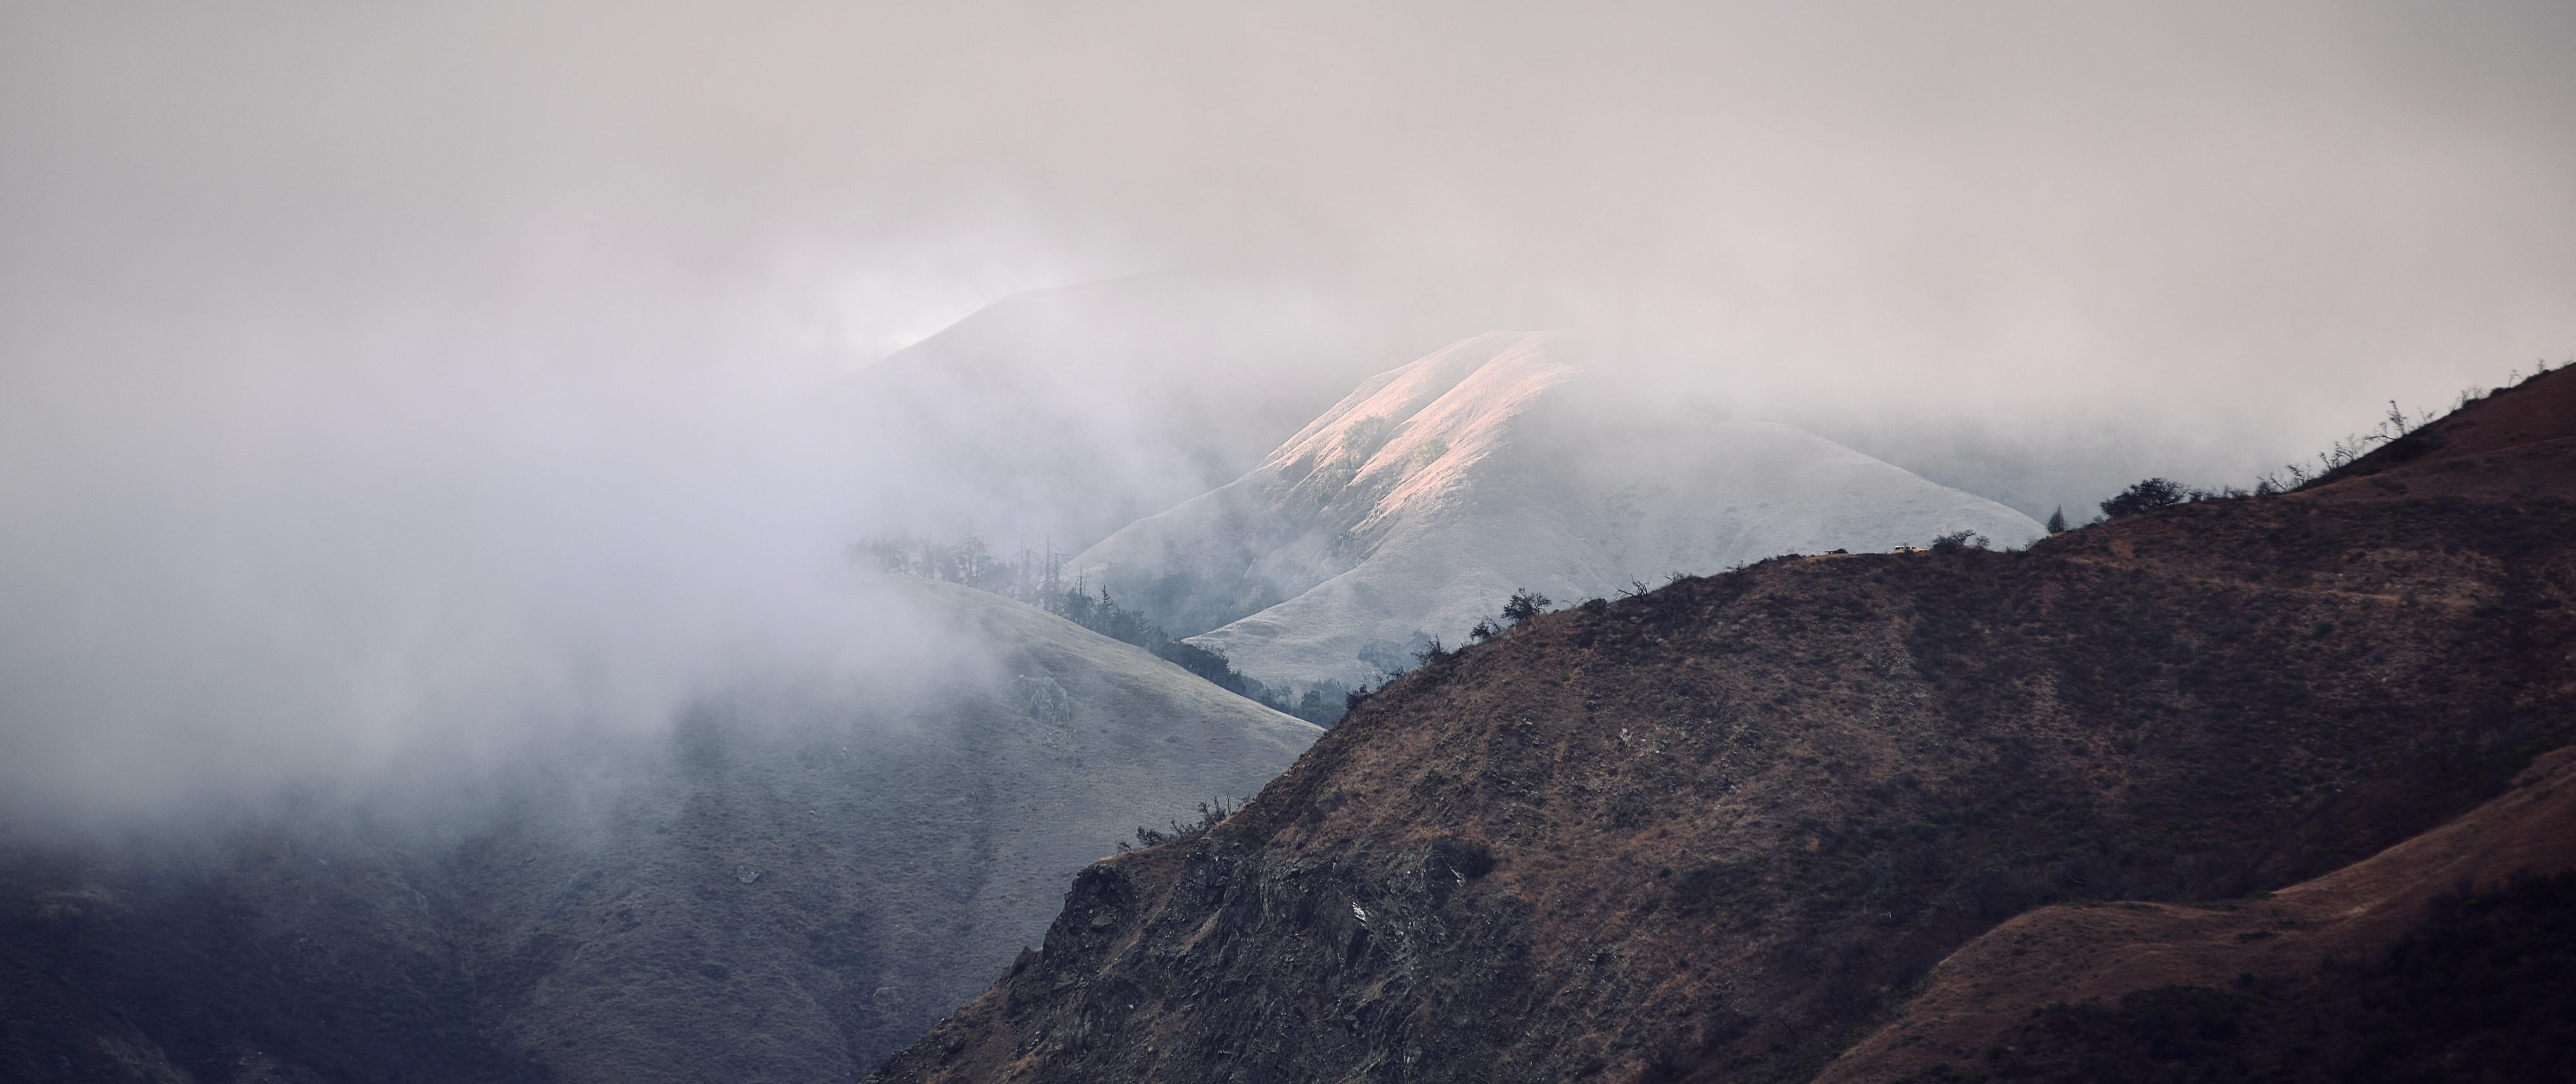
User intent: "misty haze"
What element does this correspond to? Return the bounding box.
[3,3,2572,1083]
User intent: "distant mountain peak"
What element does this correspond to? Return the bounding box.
[1074,331,2041,691]
[1265,330,1578,532]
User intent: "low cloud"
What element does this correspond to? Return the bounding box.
[3,0,2569,818]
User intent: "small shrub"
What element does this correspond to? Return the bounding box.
[1343,685,1373,713]
[1120,799,1236,852]
[1340,415,1397,459]
[1501,590,1553,624]
[2101,478,2190,518]
[1153,639,1245,695]
[1310,457,1359,492]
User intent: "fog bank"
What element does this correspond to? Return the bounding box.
[5,0,2571,818]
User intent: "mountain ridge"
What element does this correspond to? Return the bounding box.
[1075,332,2043,692]
[869,366,2576,1084]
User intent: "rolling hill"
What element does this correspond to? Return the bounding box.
[1,575,1321,1083]
[1073,331,2043,693]
[870,366,2576,1084]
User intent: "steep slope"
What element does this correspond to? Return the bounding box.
[2300,361,2576,506]
[0,576,1320,1084]
[1816,747,2576,1083]
[870,368,2576,1084]
[1073,332,2042,691]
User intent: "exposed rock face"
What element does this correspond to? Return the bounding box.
[1073,331,2042,692]
[0,576,1321,1084]
[871,369,2576,1084]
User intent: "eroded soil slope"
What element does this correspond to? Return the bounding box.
[871,371,2576,1084]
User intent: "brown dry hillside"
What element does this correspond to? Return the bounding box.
[869,368,2576,1084]
[1816,747,2576,1083]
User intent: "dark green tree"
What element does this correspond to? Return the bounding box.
[1501,590,1552,625]
[2101,478,2190,518]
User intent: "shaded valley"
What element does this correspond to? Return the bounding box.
[1,577,1318,1083]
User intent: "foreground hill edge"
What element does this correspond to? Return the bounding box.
[868,366,2576,1083]
[1815,745,2576,1083]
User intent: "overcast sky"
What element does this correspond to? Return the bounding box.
[4,1,2571,816]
